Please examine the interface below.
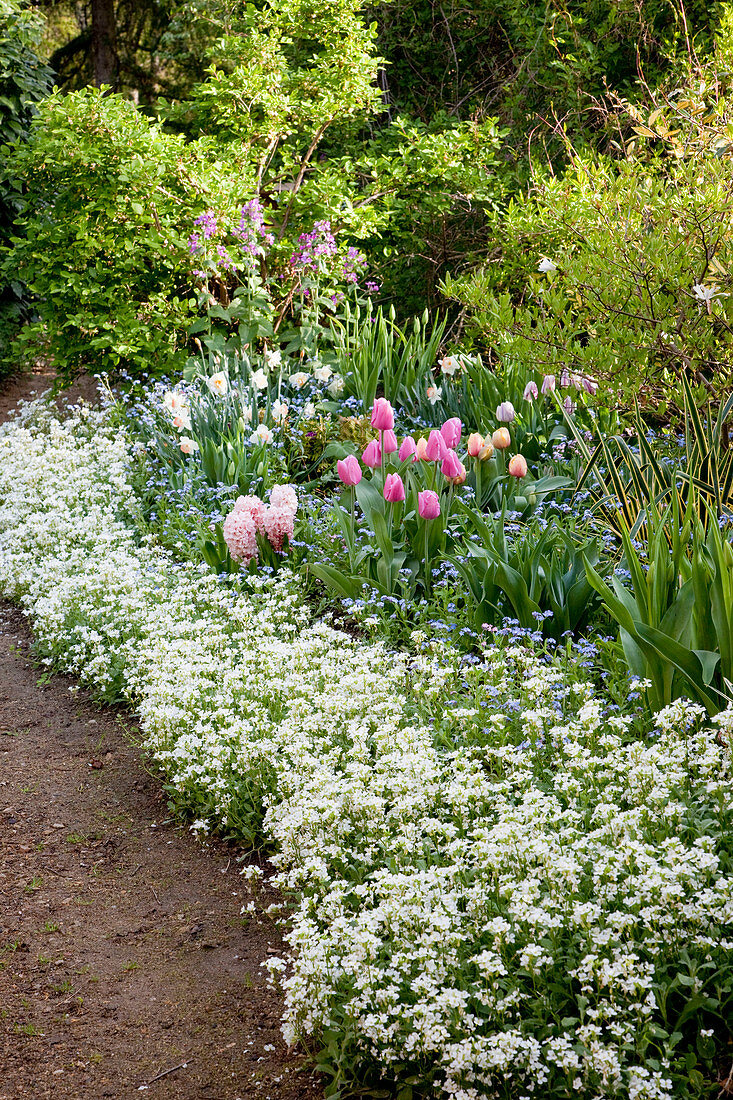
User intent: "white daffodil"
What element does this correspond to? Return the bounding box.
[271,399,288,423]
[313,364,333,383]
[206,371,228,396]
[426,385,442,405]
[249,423,273,445]
[289,372,310,389]
[438,355,462,376]
[251,368,268,391]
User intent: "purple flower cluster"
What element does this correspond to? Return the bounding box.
[342,245,367,285]
[233,199,275,257]
[290,220,337,270]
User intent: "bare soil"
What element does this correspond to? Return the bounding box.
[0,368,323,1100]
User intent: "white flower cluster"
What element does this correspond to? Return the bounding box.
[0,402,731,1100]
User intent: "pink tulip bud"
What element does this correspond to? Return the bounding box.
[370,397,394,432]
[415,437,429,461]
[478,440,495,461]
[382,429,399,454]
[467,432,484,457]
[418,489,441,519]
[523,381,538,401]
[362,439,382,468]
[337,455,362,486]
[399,436,417,462]
[581,376,598,396]
[440,417,462,449]
[492,427,511,450]
[425,429,448,461]
[383,472,406,503]
[441,448,463,479]
[508,454,528,478]
[560,368,570,388]
[563,396,575,415]
[541,374,556,394]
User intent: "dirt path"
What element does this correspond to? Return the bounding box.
[0,370,322,1100]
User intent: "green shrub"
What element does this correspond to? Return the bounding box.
[444,149,733,412]
[0,0,52,367]
[1,86,256,383]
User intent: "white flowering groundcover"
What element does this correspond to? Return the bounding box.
[1,402,732,1100]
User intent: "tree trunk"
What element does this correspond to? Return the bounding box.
[92,0,118,89]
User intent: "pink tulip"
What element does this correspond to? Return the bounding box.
[560,368,570,388]
[425,429,448,461]
[440,417,462,449]
[523,381,538,401]
[541,374,556,395]
[581,376,598,396]
[337,455,362,487]
[370,397,394,432]
[362,439,382,468]
[382,429,399,454]
[415,437,429,461]
[496,401,515,423]
[492,427,511,450]
[441,448,463,479]
[508,454,528,478]
[418,490,441,519]
[467,432,484,457]
[383,472,405,503]
[399,436,418,462]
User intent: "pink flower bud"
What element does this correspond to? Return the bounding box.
[362,439,382,468]
[382,429,399,454]
[581,376,598,396]
[440,417,462,449]
[383,472,405,503]
[399,436,418,462]
[541,374,556,394]
[492,427,511,450]
[523,381,538,401]
[508,454,528,478]
[467,432,484,457]
[560,368,570,388]
[425,429,448,461]
[441,448,463,479]
[415,437,429,461]
[418,489,441,519]
[370,397,394,432]
[337,455,362,487]
[496,401,515,423]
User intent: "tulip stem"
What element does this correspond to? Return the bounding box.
[350,486,356,571]
[424,521,431,597]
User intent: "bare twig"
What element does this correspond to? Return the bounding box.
[141,1059,190,1087]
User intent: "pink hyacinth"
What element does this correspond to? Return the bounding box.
[382,429,399,454]
[383,472,406,503]
[370,397,394,432]
[418,490,441,519]
[440,417,462,449]
[337,455,362,486]
[424,429,448,462]
[223,509,259,566]
[362,439,382,468]
[270,483,298,514]
[231,494,266,532]
[263,505,295,552]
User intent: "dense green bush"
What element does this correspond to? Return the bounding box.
[1,87,257,381]
[0,0,52,366]
[444,149,733,411]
